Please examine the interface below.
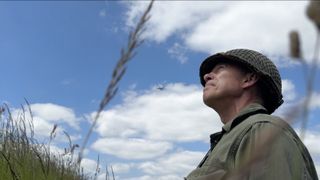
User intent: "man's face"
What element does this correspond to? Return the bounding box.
[202,62,248,108]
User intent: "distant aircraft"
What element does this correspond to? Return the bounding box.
[157,84,165,90]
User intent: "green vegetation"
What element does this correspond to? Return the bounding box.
[0,105,87,180]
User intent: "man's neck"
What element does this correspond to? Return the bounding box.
[217,103,243,124]
[215,97,260,124]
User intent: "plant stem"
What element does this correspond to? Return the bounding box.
[300,29,320,140]
[77,0,154,165]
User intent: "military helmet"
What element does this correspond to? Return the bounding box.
[199,48,283,114]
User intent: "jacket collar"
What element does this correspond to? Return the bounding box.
[222,103,268,133]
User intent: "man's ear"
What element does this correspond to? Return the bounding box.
[242,73,259,88]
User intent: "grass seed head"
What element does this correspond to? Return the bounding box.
[289,30,302,59]
[307,0,320,30]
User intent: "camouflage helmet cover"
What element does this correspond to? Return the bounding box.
[199,49,283,113]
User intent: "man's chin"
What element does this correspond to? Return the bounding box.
[203,97,215,108]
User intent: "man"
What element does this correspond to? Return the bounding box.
[186,49,318,180]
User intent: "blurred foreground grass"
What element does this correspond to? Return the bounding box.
[0,105,87,180]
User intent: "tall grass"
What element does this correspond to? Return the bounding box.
[0,104,87,180]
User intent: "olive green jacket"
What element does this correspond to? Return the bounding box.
[186,103,318,180]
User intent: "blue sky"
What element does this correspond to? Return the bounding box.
[1,1,320,179]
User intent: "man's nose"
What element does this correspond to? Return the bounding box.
[203,73,213,83]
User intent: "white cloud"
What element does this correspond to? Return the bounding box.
[90,97,209,177]
[138,150,204,177]
[92,83,221,142]
[168,43,188,64]
[316,165,320,180]
[274,79,298,117]
[91,138,173,160]
[60,78,74,86]
[282,79,297,102]
[125,1,317,62]
[32,116,57,137]
[30,103,80,130]
[310,92,320,110]
[47,144,65,155]
[99,9,107,17]
[97,173,107,180]
[81,158,101,176]
[9,103,81,143]
[304,131,320,156]
[115,150,204,179]
[35,143,65,157]
[275,83,320,122]
[125,1,227,43]
[111,163,135,174]
[303,130,320,178]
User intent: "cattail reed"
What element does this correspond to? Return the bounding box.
[306,0,320,30]
[289,31,302,59]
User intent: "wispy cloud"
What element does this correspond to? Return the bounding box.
[92,138,173,160]
[274,79,298,117]
[282,79,297,102]
[304,130,320,156]
[302,130,320,178]
[81,158,101,176]
[125,1,316,62]
[168,43,188,64]
[11,103,82,143]
[60,79,74,86]
[137,150,204,177]
[310,92,320,110]
[112,163,135,174]
[30,103,80,130]
[99,9,107,18]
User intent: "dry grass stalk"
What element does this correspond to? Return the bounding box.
[77,0,154,165]
[289,30,302,59]
[93,155,100,180]
[299,28,320,140]
[307,0,320,30]
[111,166,115,180]
[0,106,4,115]
[49,124,58,141]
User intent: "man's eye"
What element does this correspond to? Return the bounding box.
[218,65,226,69]
[216,65,226,71]
[211,64,227,73]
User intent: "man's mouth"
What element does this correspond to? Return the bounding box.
[204,83,214,90]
